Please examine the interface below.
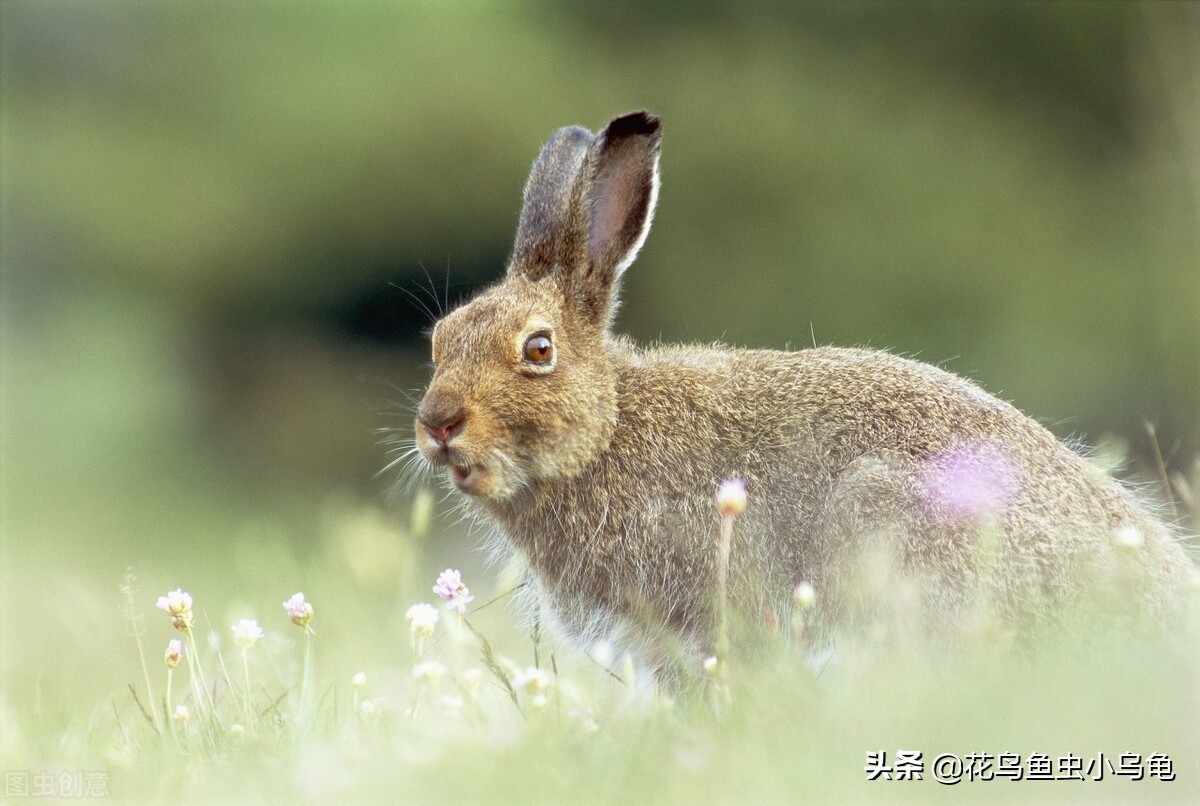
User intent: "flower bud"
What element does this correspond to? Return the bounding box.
[164,639,182,669]
[715,479,747,518]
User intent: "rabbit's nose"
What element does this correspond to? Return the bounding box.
[419,410,465,447]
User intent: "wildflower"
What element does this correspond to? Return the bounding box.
[405,603,439,637]
[918,443,1021,521]
[702,656,720,677]
[530,693,549,710]
[230,723,245,737]
[589,640,614,669]
[164,639,182,668]
[352,672,367,688]
[283,592,314,630]
[512,666,550,694]
[157,588,192,616]
[1114,524,1144,551]
[570,707,600,733]
[231,619,264,649]
[433,569,475,614]
[462,668,484,691]
[715,479,748,518]
[173,705,189,723]
[156,589,194,631]
[793,581,816,609]
[412,660,447,684]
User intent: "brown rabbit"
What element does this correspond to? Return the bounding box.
[413,111,1194,675]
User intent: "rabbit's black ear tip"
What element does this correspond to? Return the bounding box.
[605,110,661,139]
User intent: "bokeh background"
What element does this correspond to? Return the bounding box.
[2,2,1198,726]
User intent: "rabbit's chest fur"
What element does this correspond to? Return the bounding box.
[487,345,1191,663]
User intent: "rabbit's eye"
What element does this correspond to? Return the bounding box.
[523,333,554,365]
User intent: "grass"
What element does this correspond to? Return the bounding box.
[3,480,1198,804]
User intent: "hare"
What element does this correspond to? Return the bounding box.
[413,111,1194,674]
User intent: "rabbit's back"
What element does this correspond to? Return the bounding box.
[497,343,1191,660]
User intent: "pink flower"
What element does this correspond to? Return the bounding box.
[156,589,195,631]
[231,619,264,649]
[282,592,314,629]
[919,442,1021,522]
[164,639,182,668]
[433,569,475,614]
[715,479,748,517]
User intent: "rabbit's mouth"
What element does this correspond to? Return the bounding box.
[450,463,479,493]
[417,438,490,496]
[418,433,524,499]
[430,450,483,495]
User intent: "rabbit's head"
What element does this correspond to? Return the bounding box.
[416,112,662,500]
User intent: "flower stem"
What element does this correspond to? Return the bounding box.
[184,628,213,712]
[297,629,314,730]
[166,668,174,726]
[710,512,736,710]
[241,648,253,724]
[716,513,734,660]
[122,575,162,734]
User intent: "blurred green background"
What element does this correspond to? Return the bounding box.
[2,2,1198,722]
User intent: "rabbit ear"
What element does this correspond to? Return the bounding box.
[568,111,662,324]
[509,125,595,281]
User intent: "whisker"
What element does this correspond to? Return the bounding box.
[390,281,439,325]
[417,261,445,319]
[376,444,424,479]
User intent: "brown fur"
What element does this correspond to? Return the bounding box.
[414,112,1194,676]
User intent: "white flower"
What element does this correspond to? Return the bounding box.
[462,668,484,691]
[1114,524,1144,551]
[589,641,614,668]
[157,589,192,616]
[793,581,816,609]
[164,639,182,668]
[230,723,245,736]
[173,705,189,722]
[282,592,314,629]
[715,479,748,517]
[231,619,264,649]
[156,589,194,631]
[432,569,475,614]
[412,661,447,684]
[438,694,464,716]
[512,666,550,694]
[405,603,439,637]
[570,707,600,733]
[352,672,366,688]
[702,656,720,677]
